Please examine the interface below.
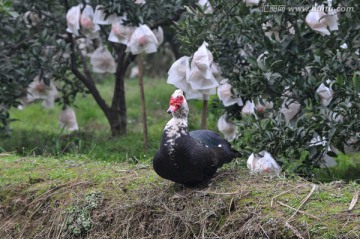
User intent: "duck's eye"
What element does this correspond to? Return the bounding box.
[177,96,183,100]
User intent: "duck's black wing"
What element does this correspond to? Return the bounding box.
[189,130,241,166]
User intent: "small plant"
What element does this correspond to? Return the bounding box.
[64,191,103,237]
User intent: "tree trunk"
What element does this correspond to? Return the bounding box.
[137,54,148,151]
[201,99,208,129]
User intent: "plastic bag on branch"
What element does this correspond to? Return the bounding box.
[59,107,78,131]
[42,96,56,109]
[167,56,191,91]
[167,56,203,100]
[243,0,260,7]
[255,98,273,117]
[126,24,158,55]
[80,5,100,39]
[241,100,255,115]
[197,0,213,14]
[316,83,333,107]
[218,79,243,107]
[108,17,134,45]
[305,4,339,36]
[66,5,81,35]
[188,42,219,93]
[217,114,237,141]
[211,62,222,81]
[93,5,116,25]
[247,151,281,174]
[27,76,58,102]
[134,0,146,5]
[152,26,164,46]
[90,47,116,73]
[280,98,301,122]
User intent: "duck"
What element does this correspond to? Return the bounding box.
[153,89,241,186]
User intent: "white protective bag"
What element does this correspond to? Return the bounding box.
[126,24,158,55]
[197,0,213,14]
[305,4,339,36]
[152,26,164,46]
[217,79,243,107]
[108,17,134,45]
[27,77,58,103]
[247,151,281,174]
[241,100,255,115]
[80,5,100,39]
[134,0,146,5]
[243,0,260,6]
[316,83,333,107]
[211,62,222,81]
[59,107,79,131]
[66,5,81,35]
[280,98,301,122]
[167,56,203,99]
[90,47,116,73]
[217,114,237,141]
[188,42,219,94]
[93,5,116,25]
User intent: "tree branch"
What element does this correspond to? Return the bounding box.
[67,33,110,113]
[150,8,186,30]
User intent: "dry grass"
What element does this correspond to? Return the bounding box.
[0,156,359,239]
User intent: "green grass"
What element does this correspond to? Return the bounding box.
[1,77,219,161]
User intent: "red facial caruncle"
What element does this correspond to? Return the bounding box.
[167,95,184,113]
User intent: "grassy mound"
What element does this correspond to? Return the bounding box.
[1,154,359,238]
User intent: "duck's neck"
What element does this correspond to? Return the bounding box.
[164,117,188,140]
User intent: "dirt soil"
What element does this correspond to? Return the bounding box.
[0,156,359,238]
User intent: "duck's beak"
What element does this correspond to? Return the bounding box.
[167,105,176,114]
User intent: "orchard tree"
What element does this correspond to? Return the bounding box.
[0,0,190,138]
[175,0,360,175]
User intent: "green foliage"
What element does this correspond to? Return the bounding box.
[175,0,360,175]
[0,0,191,135]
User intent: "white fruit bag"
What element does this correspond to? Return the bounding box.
[27,77,58,102]
[187,42,219,93]
[134,0,146,5]
[80,5,100,39]
[66,5,81,35]
[197,0,213,14]
[211,62,222,81]
[90,47,116,73]
[152,26,164,46]
[241,100,255,115]
[305,5,333,36]
[108,17,134,45]
[247,151,281,174]
[192,42,213,71]
[126,24,158,55]
[316,83,333,107]
[280,98,301,122]
[93,5,116,25]
[244,0,260,6]
[42,95,56,109]
[217,114,237,141]
[217,79,243,107]
[167,56,194,92]
[59,107,79,131]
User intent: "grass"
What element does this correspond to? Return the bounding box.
[1,77,219,161]
[0,154,359,238]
